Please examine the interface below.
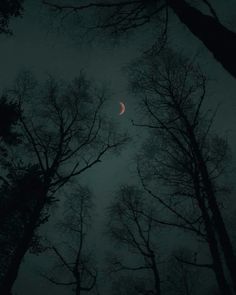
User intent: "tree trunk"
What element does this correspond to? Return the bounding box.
[189,131,236,292]
[168,0,236,79]
[76,281,81,295]
[199,200,231,295]
[0,194,46,295]
[150,254,161,295]
[178,107,236,292]
[198,158,236,292]
[193,169,232,295]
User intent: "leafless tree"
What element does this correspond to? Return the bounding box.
[107,185,162,295]
[43,0,236,80]
[0,71,128,295]
[128,48,235,294]
[41,186,97,295]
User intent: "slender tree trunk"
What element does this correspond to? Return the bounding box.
[199,200,231,295]
[0,193,46,295]
[168,0,236,79]
[188,128,236,291]
[76,280,81,295]
[150,254,161,295]
[193,170,232,295]
[197,157,236,291]
[182,265,191,295]
[181,110,236,292]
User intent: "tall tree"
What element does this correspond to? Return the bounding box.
[43,0,236,80]
[129,48,235,294]
[0,72,128,295]
[0,95,24,290]
[107,185,162,295]
[41,186,97,295]
[0,164,46,295]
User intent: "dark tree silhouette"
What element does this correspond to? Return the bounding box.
[41,186,97,295]
[0,164,45,295]
[43,0,236,80]
[129,48,235,294]
[0,0,24,34]
[0,72,128,295]
[0,96,27,294]
[107,185,161,295]
[0,95,21,147]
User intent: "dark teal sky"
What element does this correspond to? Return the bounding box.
[1,1,236,294]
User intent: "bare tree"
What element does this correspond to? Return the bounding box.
[43,0,236,80]
[107,185,162,295]
[0,71,128,295]
[128,48,235,294]
[41,186,97,295]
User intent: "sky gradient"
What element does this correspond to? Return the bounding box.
[1,1,236,294]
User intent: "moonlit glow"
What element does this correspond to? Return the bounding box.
[119,102,125,115]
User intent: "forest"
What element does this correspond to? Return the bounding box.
[0,1,236,294]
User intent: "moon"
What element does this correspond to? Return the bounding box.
[119,102,126,115]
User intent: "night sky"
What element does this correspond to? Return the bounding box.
[1,1,236,294]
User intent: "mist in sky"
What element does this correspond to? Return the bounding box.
[1,1,236,295]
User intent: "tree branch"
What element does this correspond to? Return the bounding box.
[175,255,213,269]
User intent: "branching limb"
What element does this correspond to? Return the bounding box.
[175,255,213,269]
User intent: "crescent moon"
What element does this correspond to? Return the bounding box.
[119,102,126,115]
